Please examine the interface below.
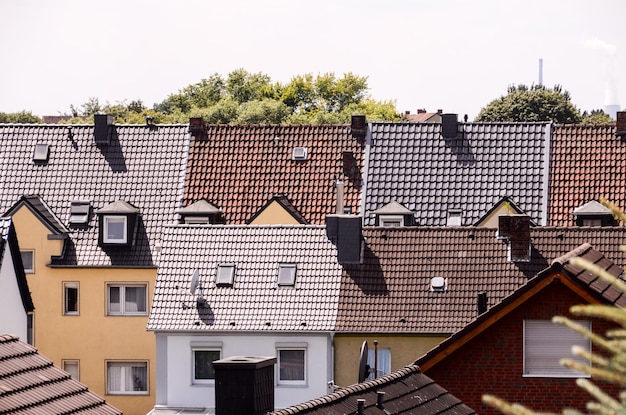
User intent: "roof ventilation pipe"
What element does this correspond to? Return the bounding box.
[357,399,365,415]
[335,179,345,215]
[377,391,386,409]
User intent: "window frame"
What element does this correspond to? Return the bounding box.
[447,209,462,226]
[379,215,403,227]
[216,264,235,287]
[63,282,79,315]
[523,319,592,378]
[62,359,80,381]
[20,250,34,274]
[103,215,128,244]
[190,341,223,385]
[106,360,149,395]
[277,263,297,287]
[107,283,148,316]
[276,343,307,386]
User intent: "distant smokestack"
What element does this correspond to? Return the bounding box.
[538,58,543,86]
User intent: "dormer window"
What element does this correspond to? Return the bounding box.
[97,201,139,247]
[177,199,222,225]
[379,215,403,227]
[373,201,414,227]
[573,200,615,227]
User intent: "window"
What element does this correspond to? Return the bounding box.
[63,360,79,380]
[20,250,34,273]
[103,216,127,243]
[107,361,148,394]
[367,348,391,379]
[64,282,79,315]
[277,344,306,385]
[32,143,50,163]
[70,201,90,225]
[523,320,591,377]
[379,215,403,227]
[582,218,602,227]
[278,263,297,287]
[108,284,147,315]
[216,264,235,287]
[191,342,222,384]
[447,209,462,226]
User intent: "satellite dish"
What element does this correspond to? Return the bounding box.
[189,269,200,295]
[358,340,370,383]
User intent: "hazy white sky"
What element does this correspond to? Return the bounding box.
[1,0,624,119]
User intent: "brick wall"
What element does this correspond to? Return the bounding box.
[423,280,621,415]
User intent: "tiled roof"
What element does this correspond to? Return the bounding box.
[269,364,476,415]
[0,334,121,414]
[415,243,626,370]
[337,226,626,333]
[147,225,343,332]
[0,124,190,266]
[364,122,551,226]
[183,124,364,224]
[549,124,625,226]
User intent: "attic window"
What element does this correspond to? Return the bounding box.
[97,200,139,247]
[292,147,308,161]
[447,209,462,226]
[430,277,446,292]
[103,216,127,244]
[33,143,50,163]
[278,263,297,287]
[69,201,90,225]
[216,264,235,287]
[380,215,403,227]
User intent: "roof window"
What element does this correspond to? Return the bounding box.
[33,143,50,163]
[447,209,462,226]
[216,264,235,287]
[430,277,446,292]
[69,201,90,226]
[278,263,297,287]
[292,147,308,161]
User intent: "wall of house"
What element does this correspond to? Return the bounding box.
[0,243,28,340]
[249,201,301,225]
[423,281,621,415]
[333,333,447,388]
[157,332,333,411]
[12,208,156,415]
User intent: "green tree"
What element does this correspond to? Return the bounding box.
[476,84,583,123]
[483,200,626,415]
[582,109,613,124]
[0,111,43,123]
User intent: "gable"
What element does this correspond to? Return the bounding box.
[248,197,308,225]
[11,204,65,263]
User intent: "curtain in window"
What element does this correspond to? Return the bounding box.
[130,365,147,391]
[367,348,391,379]
[108,364,122,392]
[279,350,305,381]
[124,287,146,313]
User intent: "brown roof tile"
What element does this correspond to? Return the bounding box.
[183,124,364,224]
[0,334,121,414]
[549,123,626,226]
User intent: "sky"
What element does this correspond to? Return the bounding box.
[1,0,625,120]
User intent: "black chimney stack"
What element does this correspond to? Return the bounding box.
[214,356,276,415]
[441,113,458,139]
[94,114,113,145]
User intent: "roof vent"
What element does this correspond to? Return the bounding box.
[292,146,308,161]
[430,276,446,292]
[351,114,367,138]
[32,143,50,163]
[94,114,113,145]
[441,113,458,139]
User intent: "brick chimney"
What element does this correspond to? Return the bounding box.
[351,114,367,139]
[616,111,626,137]
[214,356,276,415]
[498,214,531,262]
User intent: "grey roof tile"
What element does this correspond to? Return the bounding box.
[147,225,343,332]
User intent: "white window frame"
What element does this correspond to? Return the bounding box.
[106,361,148,395]
[447,210,462,226]
[367,347,391,380]
[103,215,127,244]
[62,359,80,380]
[278,263,297,287]
[379,215,403,227]
[63,282,79,315]
[191,341,223,385]
[523,320,591,377]
[276,342,307,386]
[216,264,235,287]
[107,284,147,316]
[20,250,34,273]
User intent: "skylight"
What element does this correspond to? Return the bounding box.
[33,143,50,163]
[69,201,90,225]
[278,263,297,287]
[216,264,235,287]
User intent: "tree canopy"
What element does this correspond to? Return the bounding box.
[0,111,43,123]
[475,84,583,123]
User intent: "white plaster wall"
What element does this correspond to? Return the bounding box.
[162,332,332,410]
[0,244,28,340]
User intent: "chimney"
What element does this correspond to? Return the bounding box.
[326,214,362,264]
[477,291,488,315]
[498,214,531,262]
[213,356,276,415]
[351,114,367,139]
[437,109,443,114]
[441,113,458,139]
[377,391,386,409]
[189,117,208,139]
[357,399,365,415]
[616,111,626,137]
[417,109,426,114]
[405,110,410,115]
[94,114,113,145]
[335,179,345,214]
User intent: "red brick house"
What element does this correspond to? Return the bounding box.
[415,244,625,415]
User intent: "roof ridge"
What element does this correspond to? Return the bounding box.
[551,243,592,266]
